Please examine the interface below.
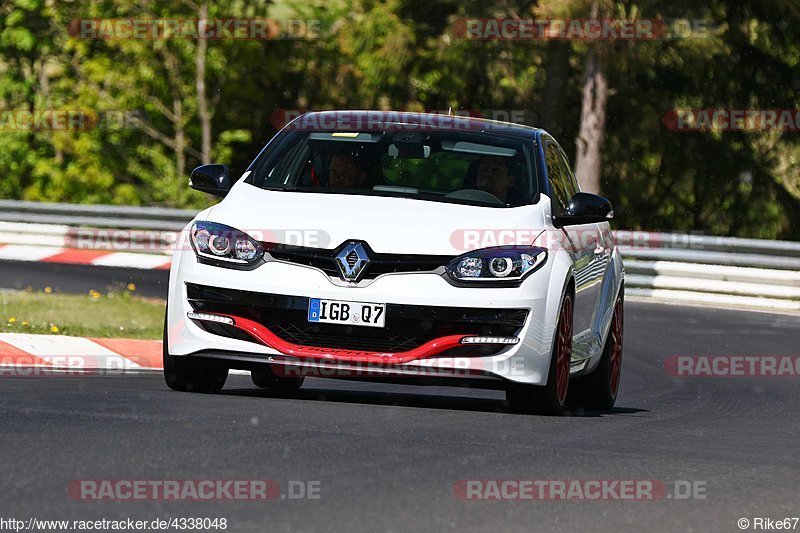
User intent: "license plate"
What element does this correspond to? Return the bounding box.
[307,298,386,328]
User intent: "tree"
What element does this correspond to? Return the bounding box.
[1,0,799,240]
[573,0,610,194]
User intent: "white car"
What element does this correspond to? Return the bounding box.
[164,111,624,414]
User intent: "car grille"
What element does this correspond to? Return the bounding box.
[269,323,420,353]
[186,283,528,354]
[265,243,452,280]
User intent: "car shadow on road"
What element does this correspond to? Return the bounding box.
[221,385,649,417]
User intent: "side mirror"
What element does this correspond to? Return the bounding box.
[190,164,231,198]
[555,192,614,226]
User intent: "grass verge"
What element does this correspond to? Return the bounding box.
[0,287,164,339]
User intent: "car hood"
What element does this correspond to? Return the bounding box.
[204,181,548,255]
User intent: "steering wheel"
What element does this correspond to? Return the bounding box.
[444,189,505,205]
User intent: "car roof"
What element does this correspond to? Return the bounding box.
[286,110,544,139]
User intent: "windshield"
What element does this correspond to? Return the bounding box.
[247,130,537,207]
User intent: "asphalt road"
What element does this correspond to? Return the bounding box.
[1,300,798,532]
[0,260,170,298]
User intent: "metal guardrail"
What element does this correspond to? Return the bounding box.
[0,199,195,231]
[614,230,800,257]
[0,201,797,311]
[616,232,800,311]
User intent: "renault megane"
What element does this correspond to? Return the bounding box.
[164,111,624,415]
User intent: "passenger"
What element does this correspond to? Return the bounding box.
[328,153,367,188]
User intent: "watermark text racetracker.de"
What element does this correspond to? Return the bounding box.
[0,110,141,131]
[68,228,332,253]
[271,356,536,379]
[69,18,322,40]
[67,479,321,501]
[663,109,800,132]
[269,108,536,131]
[453,479,707,500]
[1,356,140,377]
[452,18,716,41]
[449,228,707,253]
[665,356,800,377]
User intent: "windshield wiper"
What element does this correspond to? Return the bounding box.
[259,185,304,191]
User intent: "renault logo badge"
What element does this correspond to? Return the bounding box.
[335,242,369,282]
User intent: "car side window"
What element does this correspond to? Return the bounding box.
[544,143,571,214]
[556,145,580,198]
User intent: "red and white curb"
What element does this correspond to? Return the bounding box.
[0,334,255,377]
[0,333,163,374]
[0,244,172,270]
[0,221,173,270]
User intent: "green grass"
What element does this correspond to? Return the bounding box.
[0,287,165,339]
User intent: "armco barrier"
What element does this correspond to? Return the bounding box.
[0,201,797,311]
[0,199,194,230]
[0,200,194,255]
[616,231,800,311]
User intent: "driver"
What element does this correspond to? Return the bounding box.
[475,156,516,203]
[328,153,367,188]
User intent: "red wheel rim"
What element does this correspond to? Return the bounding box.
[556,295,573,404]
[609,297,624,397]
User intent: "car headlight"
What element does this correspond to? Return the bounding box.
[446,246,547,283]
[190,221,263,266]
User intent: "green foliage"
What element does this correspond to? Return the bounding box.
[0,288,165,339]
[0,0,799,238]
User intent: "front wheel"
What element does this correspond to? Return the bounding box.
[568,291,624,411]
[507,291,573,415]
[163,316,228,393]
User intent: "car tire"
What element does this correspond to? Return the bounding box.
[507,291,573,415]
[251,366,305,392]
[163,314,228,394]
[567,290,624,411]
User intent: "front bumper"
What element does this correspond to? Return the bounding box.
[167,246,563,385]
